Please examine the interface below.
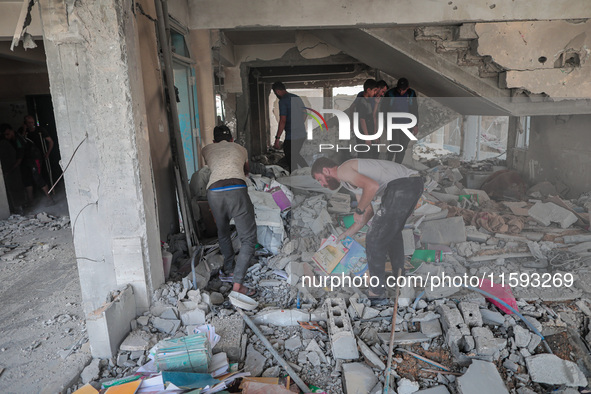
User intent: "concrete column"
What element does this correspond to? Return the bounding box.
[38,0,163,319]
[506,116,519,169]
[462,116,479,161]
[189,29,217,158]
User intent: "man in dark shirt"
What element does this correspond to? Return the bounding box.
[0,124,25,212]
[272,82,308,172]
[21,115,55,187]
[382,78,419,163]
[354,79,379,159]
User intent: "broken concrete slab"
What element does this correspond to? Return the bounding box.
[179,308,206,326]
[465,226,490,242]
[357,338,385,369]
[305,339,327,364]
[458,302,483,328]
[512,286,582,302]
[502,201,530,216]
[513,325,532,348]
[437,305,468,335]
[526,354,588,387]
[307,351,321,367]
[86,285,136,359]
[472,327,507,357]
[253,309,314,327]
[397,378,420,394]
[80,358,100,384]
[211,315,244,362]
[419,217,467,245]
[564,234,591,244]
[285,336,302,351]
[342,362,379,394]
[152,317,181,334]
[457,359,509,394]
[480,309,505,326]
[528,202,578,229]
[245,344,266,377]
[421,319,443,339]
[119,329,154,351]
[159,307,178,320]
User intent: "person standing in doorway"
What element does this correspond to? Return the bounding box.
[202,125,257,296]
[21,115,54,186]
[272,82,308,172]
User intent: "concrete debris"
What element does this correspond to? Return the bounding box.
[480,309,505,326]
[245,344,266,377]
[398,378,420,394]
[119,330,154,351]
[342,362,379,394]
[211,315,244,362]
[472,326,507,357]
[419,217,467,245]
[458,302,483,328]
[357,338,385,369]
[151,317,181,334]
[80,358,100,384]
[525,354,588,387]
[420,319,443,339]
[285,336,302,351]
[67,161,591,394]
[528,201,578,228]
[457,360,509,394]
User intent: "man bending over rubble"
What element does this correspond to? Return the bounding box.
[311,157,423,297]
[202,125,257,296]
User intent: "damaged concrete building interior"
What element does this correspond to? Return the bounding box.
[0,0,590,392]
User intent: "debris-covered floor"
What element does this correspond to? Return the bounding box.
[3,152,591,393]
[0,191,90,394]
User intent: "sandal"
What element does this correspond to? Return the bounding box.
[237,287,257,297]
[218,270,234,283]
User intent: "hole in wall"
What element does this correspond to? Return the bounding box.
[538,56,547,64]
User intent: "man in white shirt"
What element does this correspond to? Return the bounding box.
[312,157,423,297]
[202,125,257,296]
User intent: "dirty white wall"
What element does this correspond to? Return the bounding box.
[510,114,591,198]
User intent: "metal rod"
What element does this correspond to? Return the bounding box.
[154,0,197,248]
[384,268,402,394]
[396,347,450,371]
[236,308,310,393]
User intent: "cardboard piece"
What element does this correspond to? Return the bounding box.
[73,384,99,394]
[104,380,141,394]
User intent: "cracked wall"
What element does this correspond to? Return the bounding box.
[476,21,591,98]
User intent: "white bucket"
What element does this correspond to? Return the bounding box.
[162,250,172,279]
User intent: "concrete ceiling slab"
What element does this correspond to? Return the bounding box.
[311,28,514,115]
[223,30,296,45]
[188,0,591,30]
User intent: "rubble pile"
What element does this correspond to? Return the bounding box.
[69,157,591,393]
[0,213,70,264]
